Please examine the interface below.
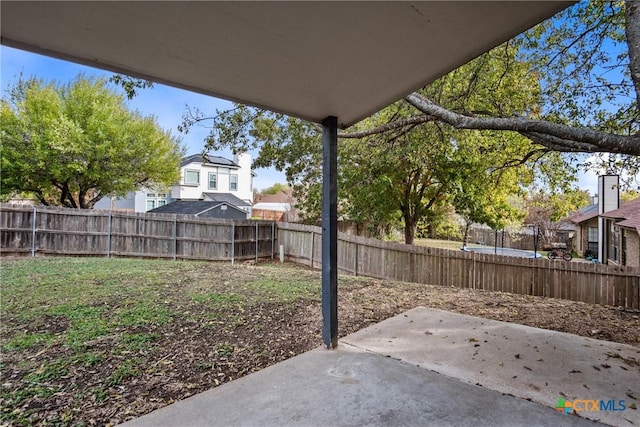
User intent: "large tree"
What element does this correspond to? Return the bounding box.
[1,75,182,209]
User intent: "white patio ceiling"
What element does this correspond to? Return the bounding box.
[1,1,571,128]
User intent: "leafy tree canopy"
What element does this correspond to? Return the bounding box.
[259,183,290,195]
[1,75,183,208]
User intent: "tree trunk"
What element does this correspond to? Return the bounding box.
[462,220,471,247]
[403,212,416,245]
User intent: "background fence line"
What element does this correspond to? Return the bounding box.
[2,205,638,310]
[276,222,640,310]
[0,204,274,262]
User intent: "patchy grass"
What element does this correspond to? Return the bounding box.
[1,257,638,426]
[0,257,329,426]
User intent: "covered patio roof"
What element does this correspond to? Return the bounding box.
[1,1,570,128]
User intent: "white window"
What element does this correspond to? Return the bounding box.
[185,169,199,185]
[230,174,238,191]
[146,193,168,211]
[208,172,218,190]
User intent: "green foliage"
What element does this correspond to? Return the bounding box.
[259,183,290,194]
[0,74,182,208]
[108,74,154,99]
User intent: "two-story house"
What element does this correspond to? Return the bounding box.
[95,153,255,219]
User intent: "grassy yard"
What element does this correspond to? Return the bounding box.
[1,257,638,426]
[0,258,324,425]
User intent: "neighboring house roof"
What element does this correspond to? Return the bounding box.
[202,192,250,207]
[180,154,239,168]
[254,190,293,204]
[600,198,640,233]
[148,200,245,216]
[556,221,576,232]
[618,217,640,233]
[568,204,599,224]
[599,198,640,220]
[253,202,291,212]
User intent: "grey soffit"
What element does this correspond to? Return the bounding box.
[1,1,571,128]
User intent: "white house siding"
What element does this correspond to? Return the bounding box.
[233,153,253,204]
[96,153,253,213]
[173,154,252,204]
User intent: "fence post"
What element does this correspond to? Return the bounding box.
[172,217,177,261]
[231,223,235,265]
[471,251,476,290]
[31,206,37,257]
[255,222,259,264]
[310,230,314,268]
[271,222,275,260]
[354,241,358,276]
[106,211,112,258]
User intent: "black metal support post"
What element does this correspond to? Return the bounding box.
[321,116,338,349]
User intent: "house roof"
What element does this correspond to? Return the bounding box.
[202,192,250,207]
[148,200,245,216]
[1,1,570,128]
[568,204,599,224]
[599,198,640,220]
[254,190,293,204]
[618,217,640,233]
[180,154,239,169]
[600,198,640,233]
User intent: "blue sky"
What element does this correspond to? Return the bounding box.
[1,45,603,196]
[0,46,287,192]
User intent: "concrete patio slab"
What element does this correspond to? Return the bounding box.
[121,307,639,427]
[343,307,640,426]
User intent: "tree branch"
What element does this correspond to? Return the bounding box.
[404,92,640,155]
[338,114,437,139]
[626,0,640,107]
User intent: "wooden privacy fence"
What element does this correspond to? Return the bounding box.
[0,204,275,262]
[277,222,640,310]
[2,205,639,309]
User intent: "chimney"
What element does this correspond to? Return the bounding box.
[597,175,619,263]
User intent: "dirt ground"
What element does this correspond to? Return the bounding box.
[1,261,639,426]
